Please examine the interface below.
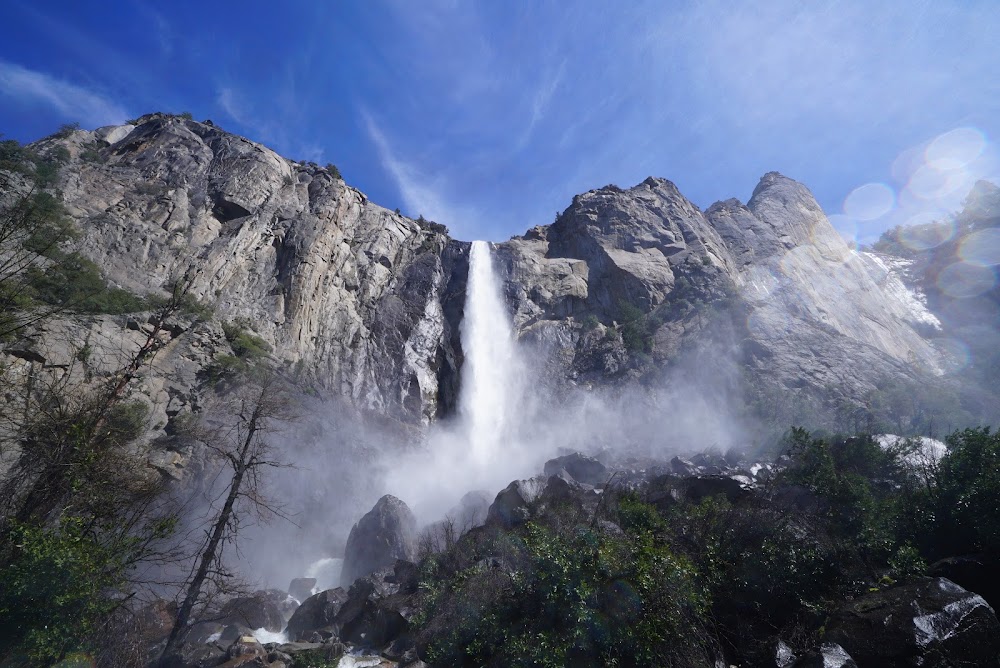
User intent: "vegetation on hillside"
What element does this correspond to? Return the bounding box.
[412,428,1000,666]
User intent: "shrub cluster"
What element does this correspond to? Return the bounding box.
[414,428,1000,666]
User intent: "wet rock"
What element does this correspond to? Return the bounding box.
[228,635,266,659]
[288,578,317,602]
[135,598,176,644]
[219,592,286,632]
[670,456,698,476]
[543,452,609,486]
[219,624,254,646]
[792,643,857,668]
[930,554,1000,610]
[160,642,227,668]
[643,474,683,512]
[681,475,751,504]
[341,495,417,587]
[336,576,414,647]
[487,478,546,528]
[825,577,1000,667]
[449,489,492,529]
[383,636,416,661]
[773,639,797,667]
[186,621,225,645]
[285,588,349,641]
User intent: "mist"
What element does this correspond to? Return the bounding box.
[220,240,749,593]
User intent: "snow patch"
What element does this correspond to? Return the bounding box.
[860,252,941,332]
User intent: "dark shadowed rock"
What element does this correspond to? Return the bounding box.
[160,642,227,668]
[185,621,224,644]
[335,576,415,647]
[825,577,1000,667]
[444,490,492,531]
[670,456,697,476]
[285,588,349,642]
[773,639,797,667]
[135,599,176,644]
[792,643,857,668]
[487,478,546,528]
[543,452,609,486]
[289,578,317,603]
[681,475,751,504]
[644,474,683,513]
[930,554,1000,611]
[340,495,417,587]
[219,591,286,632]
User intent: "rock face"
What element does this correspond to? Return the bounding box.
[33,115,462,424]
[824,577,1000,667]
[340,495,417,587]
[285,588,349,641]
[792,643,857,668]
[24,116,977,433]
[496,173,944,403]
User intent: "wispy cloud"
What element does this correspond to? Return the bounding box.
[0,60,130,127]
[362,109,477,236]
[216,86,250,127]
[215,84,324,164]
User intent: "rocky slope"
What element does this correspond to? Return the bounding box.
[15,113,986,435]
[497,173,945,402]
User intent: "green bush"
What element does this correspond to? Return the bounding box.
[932,427,1000,556]
[25,253,148,314]
[617,299,651,354]
[0,517,137,664]
[420,513,713,667]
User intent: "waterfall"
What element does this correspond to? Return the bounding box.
[459,241,520,466]
[381,239,527,521]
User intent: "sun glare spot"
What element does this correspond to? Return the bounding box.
[843,183,894,221]
[925,127,987,171]
[958,228,1000,266]
[826,213,858,244]
[898,213,955,251]
[906,164,967,201]
[936,261,996,298]
[934,337,971,371]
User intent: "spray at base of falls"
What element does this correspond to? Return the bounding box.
[382,240,536,522]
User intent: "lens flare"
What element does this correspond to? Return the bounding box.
[826,214,858,244]
[936,260,996,298]
[958,228,1000,266]
[898,213,955,251]
[934,337,971,371]
[925,127,987,171]
[907,164,966,200]
[843,183,895,221]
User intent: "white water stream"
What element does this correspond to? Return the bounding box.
[380,239,531,521]
[458,240,522,467]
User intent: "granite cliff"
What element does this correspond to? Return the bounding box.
[9,113,988,443]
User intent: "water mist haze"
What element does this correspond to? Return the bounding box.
[227,240,749,592]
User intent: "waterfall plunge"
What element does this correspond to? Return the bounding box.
[459,241,521,466]
[382,239,531,522]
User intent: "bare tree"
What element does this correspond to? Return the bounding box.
[0,280,195,525]
[161,374,293,662]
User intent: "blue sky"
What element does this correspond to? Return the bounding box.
[1,0,998,243]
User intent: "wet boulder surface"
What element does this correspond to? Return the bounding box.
[340,495,418,587]
[824,577,1000,667]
